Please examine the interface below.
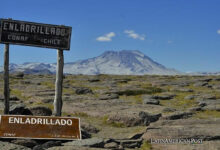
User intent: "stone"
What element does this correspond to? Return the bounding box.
[104,142,118,149]
[15,72,24,78]
[200,94,216,100]
[152,93,176,100]
[81,129,92,139]
[116,139,143,148]
[200,78,212,82]
[214,78,220,81]
[115,87,161,96]
[172,88,194,92]
[88,78,100,82]
[20,81,31,84]
[99,93,119,100]
[128,132,145,139]
[151,141,220,150]
[32,145,43,150]
[0,94,4,100]
[193,82,208,87]
[29,106,52,116]
[162,107,177,113]
[188,107,202,112]
[47,146,109,150]
[212,85,220,90]
[10,96,20,101]
[139,111,162,126]
[42,99,53,103]
[163,111,193,120]
[107,111,162,127]
[0,141,31,150]
[81,123,99,134]
[142,95,160,105]
[41,141,62,149]
[184,95,195,100]
[201,105,220,111]
[107,112,142,127]
[198,102,207,107]
[75,87,93,95]
[11,139,37,148]
[142,118,220,141]
[9,104,32,115]
[63,137,104,148]
[197,99,220,106]
[115,79,130,83]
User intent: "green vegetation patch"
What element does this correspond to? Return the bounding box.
[117,87,162,96]
[139,141,152,150]
[10,89,31,101]
[63,88,75,95]
[193,110,220,119]
[120,95,143,104]
[102,115,126,128]
[160,93,197,110]
[41,81,55,89]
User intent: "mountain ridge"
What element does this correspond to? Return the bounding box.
[0,50,180,75]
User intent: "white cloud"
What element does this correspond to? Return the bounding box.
[217,29,220,34]
[96,32,116,42]
[124,30,145,40]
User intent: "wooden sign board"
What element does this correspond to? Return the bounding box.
[0,19,72,50]
[0,115,81,140]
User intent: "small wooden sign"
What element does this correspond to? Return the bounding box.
[0,19,72,50]
[0,115,81,140]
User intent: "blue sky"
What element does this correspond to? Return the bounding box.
[0,0,220,72]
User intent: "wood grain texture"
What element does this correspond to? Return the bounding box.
[0,115,81,140]
[4,44,9,114]
[54,50,64,116]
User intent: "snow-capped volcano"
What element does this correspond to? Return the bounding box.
[0,50,180,75]
[64,50,179,75]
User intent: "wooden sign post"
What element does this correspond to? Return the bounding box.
[3,44,10,114]
[0,19,72,116]
[0,19,76,140]
[54,50,64,116]
[0,115,81,140]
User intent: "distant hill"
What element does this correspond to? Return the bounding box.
[0,50,180,75]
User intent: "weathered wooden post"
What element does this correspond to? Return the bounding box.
[0,19,78,140]
[54,50,64,116]
[0,19,71,117]
[4,44,10,114]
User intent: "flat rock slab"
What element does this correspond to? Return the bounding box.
[47,146,109,150]
[63,138,104,148]
[142,118,220,141]
[197,99,220,106]
[11,139,37,148]
[0,141,31,150]
[115,139,143,148]
[201,105,220,111]
[162,111,193,120]
[108,111,161,127]
[9,104,32,115]
[151,141,220,150]
[29,106,52,116]
[104,142,118,149]
[152,93,176,100]
[99,94,119,100]
[142,95,160,105]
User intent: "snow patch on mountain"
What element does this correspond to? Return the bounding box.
[0,50,181,75]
